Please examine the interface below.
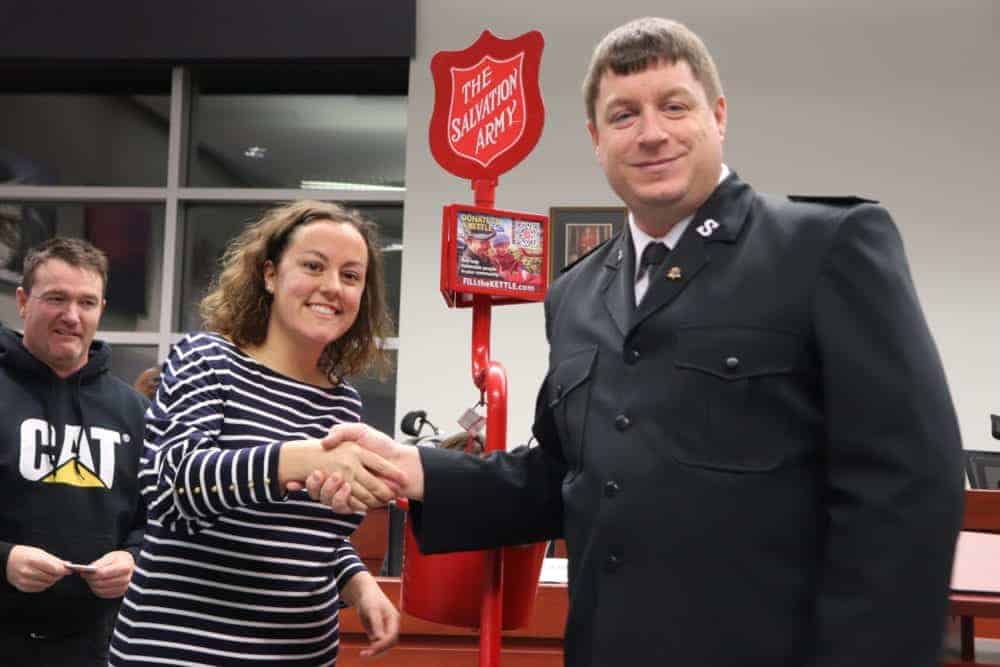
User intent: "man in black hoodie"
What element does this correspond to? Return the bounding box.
[0,238,147,666]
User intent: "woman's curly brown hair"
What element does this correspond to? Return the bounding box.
[200,200,392,383]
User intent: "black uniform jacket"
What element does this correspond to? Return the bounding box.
[411,173,964,666]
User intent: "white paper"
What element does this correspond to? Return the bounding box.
[539,557,568,583]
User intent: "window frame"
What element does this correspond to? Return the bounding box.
[0,66,404,361]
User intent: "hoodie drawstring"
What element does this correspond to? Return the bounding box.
[72,374,86,479]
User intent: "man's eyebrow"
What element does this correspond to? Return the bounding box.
[605,85,695,106]
[39,287,102,299]
[662,85,695,96]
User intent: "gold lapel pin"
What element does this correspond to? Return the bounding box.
[666,266,683,281]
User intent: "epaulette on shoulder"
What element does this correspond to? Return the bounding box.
[788,194,879,206]
[560,237,612,275]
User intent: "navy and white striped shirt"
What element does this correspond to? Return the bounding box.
[111,333,368,666]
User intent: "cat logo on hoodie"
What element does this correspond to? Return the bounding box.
[18,418,125,489]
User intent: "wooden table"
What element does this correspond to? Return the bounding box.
[949,531,1000,664]
[352,512,1000,665]
[339,537,998,666]
[339,577,568,665]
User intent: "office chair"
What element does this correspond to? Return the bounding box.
[965,450,1000,489]
[965,417,1000,489]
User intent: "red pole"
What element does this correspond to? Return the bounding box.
[472,295,490,389]
[473,177,498,208]
[478,357,507,667]
[472,176,503,667]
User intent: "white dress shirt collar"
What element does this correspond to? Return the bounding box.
[630,164,729,302]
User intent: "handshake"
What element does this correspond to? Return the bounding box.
[278,423,425,513]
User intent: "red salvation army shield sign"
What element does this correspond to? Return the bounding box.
[448,53,526,167]
[429,30,544,180]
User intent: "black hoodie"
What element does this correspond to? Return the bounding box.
[0,326,147,637]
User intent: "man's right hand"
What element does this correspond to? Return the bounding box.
[307,423,425,513]
[278,435,410,514]
[5,545,71,593]
[317,441,405,510]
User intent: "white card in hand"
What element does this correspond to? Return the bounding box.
[64,562,98,574]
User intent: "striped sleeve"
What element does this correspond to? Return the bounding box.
[332,537,367,588]
[141,336,284,531]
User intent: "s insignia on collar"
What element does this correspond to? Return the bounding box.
[696,218,720,238]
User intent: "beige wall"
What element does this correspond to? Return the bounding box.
[396,1,999,450]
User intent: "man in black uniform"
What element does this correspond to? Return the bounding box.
[319,17,963,667]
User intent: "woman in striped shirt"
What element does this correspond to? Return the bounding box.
[110,201,404,665]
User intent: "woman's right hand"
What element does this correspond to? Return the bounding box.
[277,436,407,513]
[303,423,425,513]
[318,441,404,510]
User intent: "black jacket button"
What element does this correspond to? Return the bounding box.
[725,356,740,370]
[604,552,623,573]
[626,347,640,364]
[614,414,631,431]
[604,480,621,498]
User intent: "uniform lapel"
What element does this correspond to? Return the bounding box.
[629,173,753,335]
[600,227,633,338]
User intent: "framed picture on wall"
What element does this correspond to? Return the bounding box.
[548,206,626,281]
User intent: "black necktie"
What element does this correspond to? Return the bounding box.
[636,242,669,283]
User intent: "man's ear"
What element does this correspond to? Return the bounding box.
[15,286,28,318]
[587,120,600,155]
[713,95,728,141]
